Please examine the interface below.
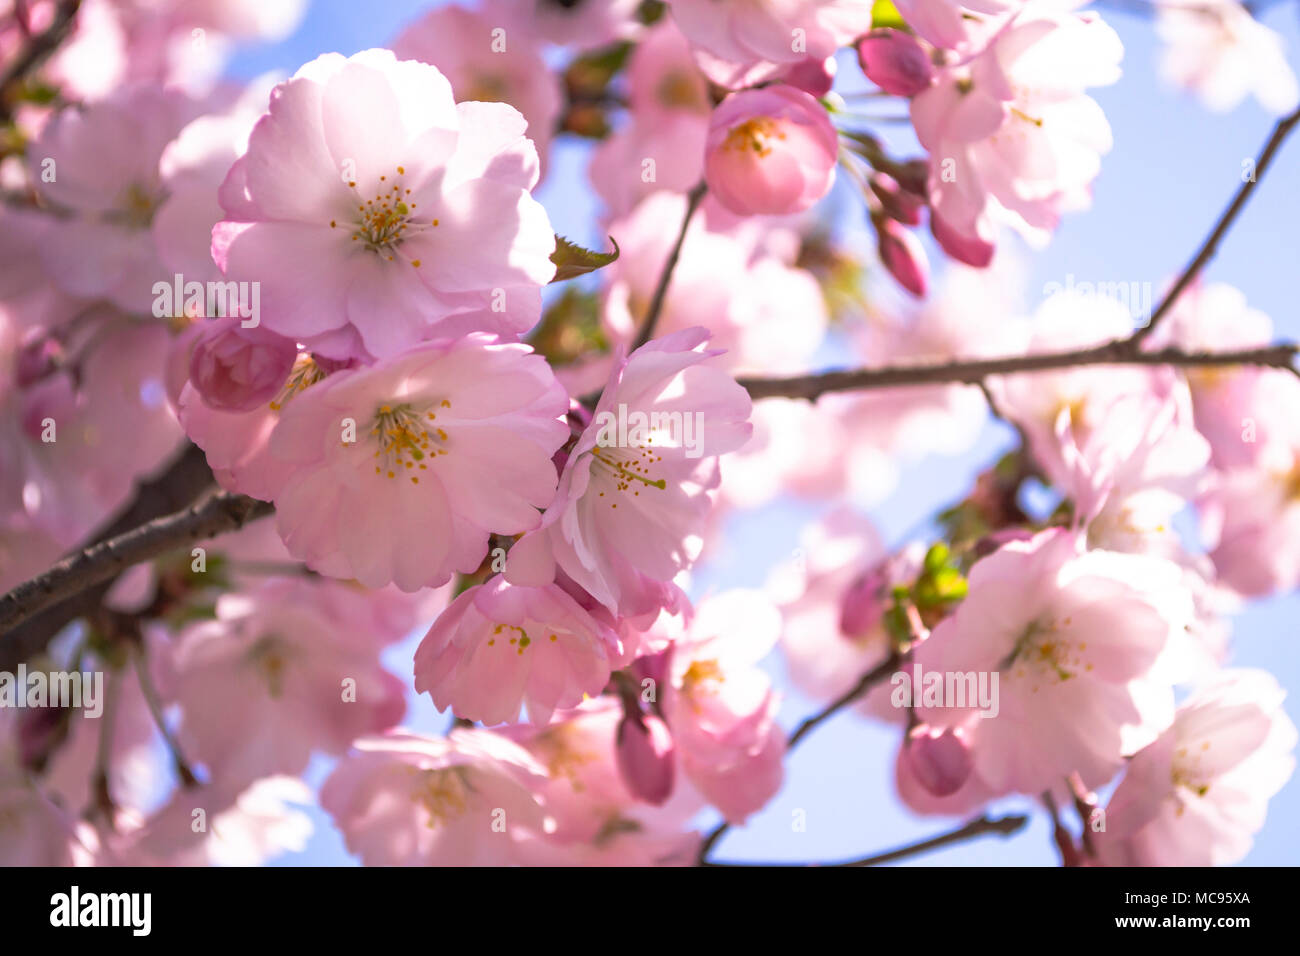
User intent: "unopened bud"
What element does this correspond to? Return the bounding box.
[616,713,676,805]
[904,724,973,797]
[856,30,935,98]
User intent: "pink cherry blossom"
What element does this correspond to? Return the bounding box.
[911,8,1122,255]
[892,0,1028,54]
[916,528,1192,794]
[127,776,314,867]
[392,4,563,178]
[989,291,1159,490]
[268,334,568,590]
[27,84,198,312]
[1156,280,1287,469]
[667,0,875,88]
[589,20,711,217]
[155,578,408,786]
[773,509,905,720]
[320,728,550,866]
[0,311,181,545]
[1157,0,1299,116]
[704,86,838,217]
[499,699,701,865]
[505,327,752,616]
[1096,669,1297,866]
[211,49,556,361]
[664,589,786,824]
[1201,432,1300,597]
[414,576,621,726]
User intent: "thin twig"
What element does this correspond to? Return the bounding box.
[697,650,905,863]
[739,342,1298,402]
[88,668,118,826]
[1130,104,1300,346]
[0,0,81,123]
[629,181,707,351]
[702,813,1030,867]
[132,647,199,788]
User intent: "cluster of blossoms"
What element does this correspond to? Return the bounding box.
[0,0,1295,868]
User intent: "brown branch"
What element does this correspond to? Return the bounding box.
[696,650,906,864]
[629,180,707,351]
[701,812,1030,867]
[1131,104,1300,346]
[739,342,1298,402]
[0,0,81,123]
[0,489,270,636]
[0,442,219,670]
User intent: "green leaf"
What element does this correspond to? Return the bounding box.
[871,0,907,29]
[550,235,620,283]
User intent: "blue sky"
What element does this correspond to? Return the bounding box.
[226,1,1300,866]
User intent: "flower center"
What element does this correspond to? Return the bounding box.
[590,445,666,509]
[268,354,326,411]
[681,658,724,698]
[110,182,166,229]
[1004,616,1092,689]
[1170,739,1214,812]
[336,165,438,265]
[533,725,596,789]
[369,401,451,483]
[246,635,289,698]
[723,117,785,157]
[656,71,707,112]
[414,767,471,828]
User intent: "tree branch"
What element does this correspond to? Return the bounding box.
[0,489,270,636]
[0,442,219,670]
[702,812,1030,867]
[738,342,1298,402]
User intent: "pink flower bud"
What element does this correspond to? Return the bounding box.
[856,30,935,98]
[840,565,888,638]
[616,713,676,805]
[781,55,837,98]
[870,172,924,226]
[904,724,973,797]
[931,211,995,268]
[875,216,929,298]
[892,158,930,198]
[705,86,838,216]
[188,317,298,413]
